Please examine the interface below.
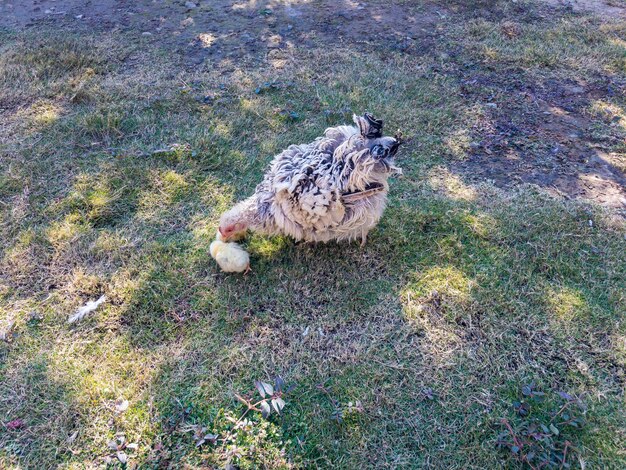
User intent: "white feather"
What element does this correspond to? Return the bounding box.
[68,295,107,324]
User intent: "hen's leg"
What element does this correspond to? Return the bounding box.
[295,238,315,249]
[360,232,368,248]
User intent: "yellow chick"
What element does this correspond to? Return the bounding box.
[210,240,250,273]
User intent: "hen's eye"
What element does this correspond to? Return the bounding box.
[371,144,385,158]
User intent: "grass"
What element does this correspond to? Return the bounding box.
[1,1,625,468]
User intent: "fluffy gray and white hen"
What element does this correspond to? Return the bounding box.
[219,113,403,246]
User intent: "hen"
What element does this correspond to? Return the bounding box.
[219,113,403,246]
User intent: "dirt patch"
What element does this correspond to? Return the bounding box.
[0,0,442,65]
[453,73,626,212]
[540,0,626,17]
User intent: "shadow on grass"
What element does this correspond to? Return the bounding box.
[112,180,624,466]
[0,354,87,466]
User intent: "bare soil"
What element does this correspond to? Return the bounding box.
[454,74,626,210]
[1,0,624,212]
[541,0,626,16]
[0,0,442,64]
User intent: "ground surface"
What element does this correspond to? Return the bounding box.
[0,0,625,469]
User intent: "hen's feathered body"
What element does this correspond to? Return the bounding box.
[219,114,402,244]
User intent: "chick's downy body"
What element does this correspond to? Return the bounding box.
[210,240,250,273]
[219,113,403,245]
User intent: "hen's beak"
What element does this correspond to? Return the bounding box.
[218,227,227,239]
[390,130,404,156]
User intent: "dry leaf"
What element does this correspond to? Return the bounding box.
[6,418,24,430]
[67,430,79,444]
[115,398,129,413]
[116,451,127,463]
